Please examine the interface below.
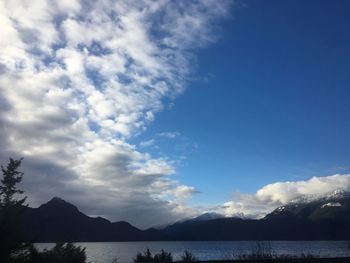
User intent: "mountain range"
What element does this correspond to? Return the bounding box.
[163,190,350,240]
[19,197,167,242]
[17,191,350,242]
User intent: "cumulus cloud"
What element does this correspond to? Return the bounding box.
[0,0,231,228]
[221,174,350,218]
[170,185,199,201]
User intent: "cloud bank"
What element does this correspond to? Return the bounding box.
[0,0,231,228]
[221,174,350,218]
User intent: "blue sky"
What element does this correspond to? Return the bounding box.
[1,0,350,228]
[135,0,350,205]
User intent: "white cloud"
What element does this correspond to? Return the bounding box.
[171,185,198,201]
[0,0,231,228]
[157,132,181,139]
[140,139,155,148]
[220,174,350,219]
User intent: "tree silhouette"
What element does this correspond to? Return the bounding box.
[0,157,27,262]
[180,250,198,262]
[0,158,88,263]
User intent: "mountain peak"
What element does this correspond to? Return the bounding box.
[47,197,73,206]
[39,197,79,213]
[50,196,66,203]
[21,198,166,242]
[193,212,224,221]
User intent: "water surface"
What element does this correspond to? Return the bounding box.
[36,241,350,263]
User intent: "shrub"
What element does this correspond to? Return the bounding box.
[180,250,198,262]
[134,248,153,263]
[153,249,173,262]
[26,243,87,263]
[134,248,173,263]
[225,241,277,261]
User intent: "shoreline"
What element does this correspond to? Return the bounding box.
[177,258,350,263]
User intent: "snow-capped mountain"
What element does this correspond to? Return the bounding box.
[266,189,350,221]
[191,212,225,221]
[288,189,350,204]
[162,189,350,240]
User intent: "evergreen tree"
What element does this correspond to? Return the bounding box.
[0,158,27,262]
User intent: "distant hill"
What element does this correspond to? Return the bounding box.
[163,190,350,240]
[19,197,168,242]
[16,191,350,242]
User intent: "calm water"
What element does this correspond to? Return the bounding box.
[36,241,350,263]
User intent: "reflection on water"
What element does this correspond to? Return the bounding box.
[36,241,350,263]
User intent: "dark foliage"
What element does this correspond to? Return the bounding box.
[0,158,26,207]
[154,250,173,262]
[134,248,153,262]
[25,243,87,263]
[180,250,198,262]
[0,158,87,263]
[0,158,27,262]
[2,243,87,263]
[134,248,173,263]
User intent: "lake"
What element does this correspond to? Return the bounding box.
[36,241,350,263]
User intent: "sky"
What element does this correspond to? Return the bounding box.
[1,0,350,228]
